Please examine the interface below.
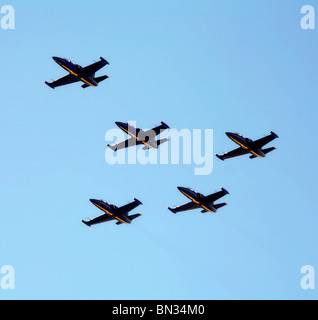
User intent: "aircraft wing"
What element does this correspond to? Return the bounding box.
[82,214,115,227]
[80,57,109,77]
[203,188,229,203]
[168,201,200,214]
[143,122,170,140]
[108,137,143,151]
[117,199,142,215]
[45,74,79,89]
[216,147,250,160]
[252,132,279,149]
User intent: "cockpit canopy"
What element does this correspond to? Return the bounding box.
[234,132,243,137]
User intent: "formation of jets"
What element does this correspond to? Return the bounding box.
[44,56,279,227]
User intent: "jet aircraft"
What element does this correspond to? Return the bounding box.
[168,186,229,214]
[107,121,170,151]
[216,131,279,160]
[45,56,109,89]
[82,198,142,226]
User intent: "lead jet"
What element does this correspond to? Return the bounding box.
[107,121,170,151]
[82,198,142,226]
[168,186,229,214]
[45,56,109,89]
[216,131,279,161]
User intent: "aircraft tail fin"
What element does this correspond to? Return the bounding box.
[249,147,276,159]
[214,202,227,210]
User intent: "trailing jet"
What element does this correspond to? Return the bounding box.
[82,198,142,226]
[107,121,170,151]
[216,131,279,161]
[45,56,109,89]
[168,186,229,214]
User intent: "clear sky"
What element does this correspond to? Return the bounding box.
[0,0,318,300]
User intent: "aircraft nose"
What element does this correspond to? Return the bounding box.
[89,199,97,205]
[177,186,187,193]
[115,122,126,128]
[225,132,233,138]
[52,56,63,63]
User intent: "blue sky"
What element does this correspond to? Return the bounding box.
[0,0,318,299]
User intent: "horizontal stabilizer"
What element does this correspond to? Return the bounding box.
[116,213,141,225]
[128,213,142,221]
[214,202,227,210]
[249,147,276,159]
[142,138,169,150]
[82,75,109,88]
[157,138,169,146]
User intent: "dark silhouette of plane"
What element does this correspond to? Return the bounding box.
[107,121,170,151]
[45,56,109,89]
[168,186,229,214]
[216,131,279,160]
[82,198,142,226]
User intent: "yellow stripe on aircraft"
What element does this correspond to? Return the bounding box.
[81,78,97,87]
[57,62,78,77]
[250,150,264,158]
[115,217,130,224]
[119,126,157,150]
[201,205,214,212]
[229,136,248,149]
[93,203,113,215]
[179,190,200,204]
